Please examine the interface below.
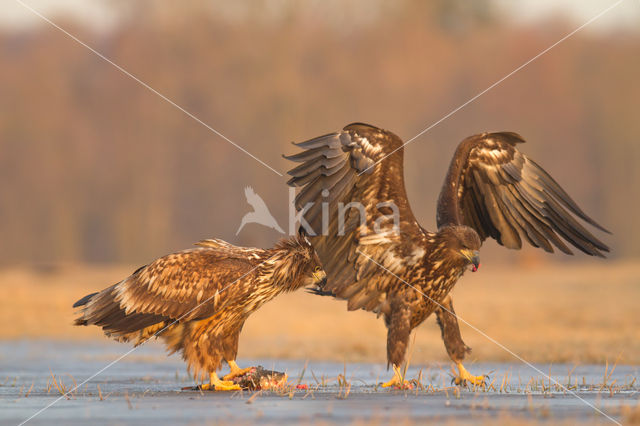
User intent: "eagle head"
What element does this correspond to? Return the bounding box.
[273,233,327,290]
[437,225,481,272]
[297,234,327,288]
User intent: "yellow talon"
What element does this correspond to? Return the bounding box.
[200,372,241,391]
[213,381,242,391]
[223,360,254,381]
[453,362,487,387]
[381,364,413,389]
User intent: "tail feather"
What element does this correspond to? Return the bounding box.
[73,285,169,343]
[73,291,99,325]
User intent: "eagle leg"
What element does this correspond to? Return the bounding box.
[435,296,487,388]
[199,372,241,391]
[452,362,487,388]
[435,296,471,361]
[223,360,254,381]
[381,303,413,389]
[380,364,413,390]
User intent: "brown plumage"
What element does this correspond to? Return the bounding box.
[285,123,609,382]
[74,235,326,383]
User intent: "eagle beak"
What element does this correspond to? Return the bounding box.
[313,270,327,287]
[462,249,480,272]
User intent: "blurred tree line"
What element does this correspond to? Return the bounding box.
[0,0,638,265]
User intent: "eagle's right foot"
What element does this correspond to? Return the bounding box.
[452,362,487,388]
[223,360,254,381]
[380,364,413,390]
[200,372,241,391]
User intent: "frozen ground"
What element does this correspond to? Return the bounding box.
[1,341,638,425]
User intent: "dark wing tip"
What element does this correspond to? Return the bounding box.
[73,292,98,308]
[597,224,613,235]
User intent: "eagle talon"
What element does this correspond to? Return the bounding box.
[199,373,242,391]
[223,369,253,381]
[380,364,414,390]
[223,361,254,381]
[381,379,413,390]
[452,362,487,388]
[213,382,242,391]
[380,378,413,390]
[199,381,241,391]
[452,375,487,387]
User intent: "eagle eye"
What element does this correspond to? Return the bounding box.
[314,266,321,272]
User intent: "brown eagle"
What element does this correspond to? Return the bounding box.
[74,235,326,390]
[285,123,609,387]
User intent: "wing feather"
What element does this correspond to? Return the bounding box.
[437,132,609,257]
[285,123,425,314]
[113,246,263,321]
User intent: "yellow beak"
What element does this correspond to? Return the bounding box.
[312,269,327,286]
[461,249,480,270]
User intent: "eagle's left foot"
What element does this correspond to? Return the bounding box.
[199,381,240,391]
[199,372,242,391]
[452,362,487,387]
[223,360,254,381]
[380,364,413,390]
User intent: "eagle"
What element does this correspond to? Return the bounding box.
[285,123,609,387]
[74,235,326,390]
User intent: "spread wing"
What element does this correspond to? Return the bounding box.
[285,123,426,314]
[436,132,610,257]
[114,247,264,321]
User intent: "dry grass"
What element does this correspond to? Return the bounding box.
[1,259,638,365]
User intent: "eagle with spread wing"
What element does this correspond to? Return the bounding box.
[74,235,326,390]
[285,123,609,387]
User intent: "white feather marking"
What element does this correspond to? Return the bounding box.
[356,135,383,156]
[148,276,157,291]
[407,247,425,265]
[379,250,403,273]
[359,230,397,245]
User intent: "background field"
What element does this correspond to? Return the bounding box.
[0,1,639,267]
